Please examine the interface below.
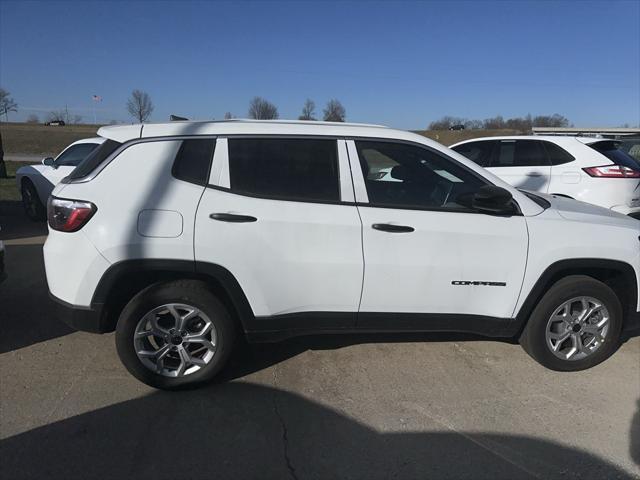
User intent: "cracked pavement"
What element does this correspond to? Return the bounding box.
[1,235,639,479]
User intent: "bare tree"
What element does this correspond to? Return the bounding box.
[224,112,235,120]
[298,99,316,121]
[532,113,569,128]
[26,114,39,124]
[0,88,18,178]
[127,89,154,123]
[47,110,67,123]
[483,115,505,130]
[0,88,17,121]
[248,97,278,120]
[464,119,483,130]
[428,116,466,130]
[71,114,83,124]
[323,99,346,122]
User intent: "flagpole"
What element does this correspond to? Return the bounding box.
[92,95,101,125]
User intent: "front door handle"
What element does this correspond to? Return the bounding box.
[525,172,543,177]
[210,213,257,223]
[372,223,414,233]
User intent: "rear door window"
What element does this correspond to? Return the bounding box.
[494,140,549,167]
[451,141,496,167]
[228,137,340,202]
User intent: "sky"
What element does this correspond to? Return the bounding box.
[1,0,639,129]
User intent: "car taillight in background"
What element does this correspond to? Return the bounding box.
[582,165,640,178]
[47,197,97,232]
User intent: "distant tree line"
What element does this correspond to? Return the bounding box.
[46,108,83,124]
[243,96,346,122]
[428,113,570,131]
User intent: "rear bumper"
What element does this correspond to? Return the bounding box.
[49,293,108,333]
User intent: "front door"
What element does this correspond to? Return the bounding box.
[347,139,528,329]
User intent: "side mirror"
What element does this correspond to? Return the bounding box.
[472,186,515,215]
[42,157,57,168]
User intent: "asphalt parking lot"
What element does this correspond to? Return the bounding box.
[1,206,639,480]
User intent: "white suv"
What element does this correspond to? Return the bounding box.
[44,121,640,389]
[450,136,640,219]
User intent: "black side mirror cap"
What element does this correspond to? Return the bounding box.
[472,186,516,215]
[42,157,57,168]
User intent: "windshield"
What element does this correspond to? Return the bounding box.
[56,143,100,167]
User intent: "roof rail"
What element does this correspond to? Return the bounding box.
[211,118,388,128]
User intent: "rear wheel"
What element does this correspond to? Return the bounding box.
[21,179,46,221]
[520,275,623,371]
[116,280,236,389]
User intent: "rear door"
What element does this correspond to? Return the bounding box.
[489,140,552,193]
[194,137,363,325]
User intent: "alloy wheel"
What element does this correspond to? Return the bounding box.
[133,303,217,377]
[545,296,610,361]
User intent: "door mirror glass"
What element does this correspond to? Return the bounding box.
[42,157,57,168]
[472,186,515,215]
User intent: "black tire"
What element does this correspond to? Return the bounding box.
[21,179,46,221]
[116,280,236,390]
[519,275,623,371]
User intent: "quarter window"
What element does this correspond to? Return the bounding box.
[65,139,122,181]
[228,138,340,202]
[542,141,574,166]
[172,138,215,185]
[355,141,486,210]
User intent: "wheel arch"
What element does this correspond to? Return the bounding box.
[91,259,255,334]
[516,258,639,333]
[21,174,51,206]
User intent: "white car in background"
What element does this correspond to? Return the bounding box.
[16,137,104,220]
[450,136,640,219]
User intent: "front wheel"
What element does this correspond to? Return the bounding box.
[520,275,623,371]
[116,280,236,389]
[21,179,46,221]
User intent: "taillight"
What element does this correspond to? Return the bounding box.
[583,165,640,178]
[47,196,97,232]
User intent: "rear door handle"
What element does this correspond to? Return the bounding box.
[210,213,257,223]
[525,172,543,177]
[372,223,414,233]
